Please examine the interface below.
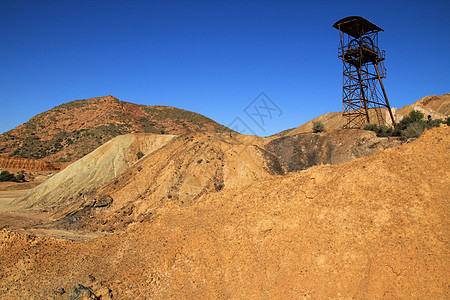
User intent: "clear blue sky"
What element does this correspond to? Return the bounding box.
[1,0,449,136]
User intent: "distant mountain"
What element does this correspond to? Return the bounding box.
[0,95,232,162]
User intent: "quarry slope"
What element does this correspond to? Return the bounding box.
[266,129,401,172]
[0,157,64,172]
[0,125,448,299]
[8,134,175,212]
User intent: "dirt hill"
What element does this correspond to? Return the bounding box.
[0,95,232,162]
[0,125,448,299]
[9,133,176,212]
[50,132,285,231]
[9,129,402,232]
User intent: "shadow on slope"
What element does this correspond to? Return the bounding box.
[266,129,401,172]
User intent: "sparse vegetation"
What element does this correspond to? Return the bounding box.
[364,124,393,137]
[312,121,325,133]
[137,151,144,160]
[0,170,26,182]
[365,110,448,139]
[0,170,16,182]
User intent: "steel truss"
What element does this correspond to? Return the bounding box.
[334,17,395,129]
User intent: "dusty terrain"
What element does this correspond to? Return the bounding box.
[0,125,448,299]
[8,129,401,232]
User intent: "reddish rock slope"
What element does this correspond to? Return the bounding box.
[0,95,232,162]
[0,157,63,172]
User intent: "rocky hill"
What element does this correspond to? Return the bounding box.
[0,125,448,299]
[0,95,232,162]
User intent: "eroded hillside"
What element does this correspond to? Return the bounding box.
[0,157,63,172]
[0,125,448,299]
[9,128,403,232]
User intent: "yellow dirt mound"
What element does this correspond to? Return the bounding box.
[59,132,284,230]
[0,126,448,299]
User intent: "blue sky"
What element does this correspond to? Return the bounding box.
[1,0,449,136]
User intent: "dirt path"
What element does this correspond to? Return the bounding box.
[0,188,107,241]
[0,189,46,228]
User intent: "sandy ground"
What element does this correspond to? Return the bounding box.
[0,184,107,241]
[0,126,448,299]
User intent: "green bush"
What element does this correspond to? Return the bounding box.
[365,124,392,137]
[136,151,145,160]
[0,170,17,182]
[312,121,325,133]
[402,122,426,139]
[409,110,424,122]
[365,110,445,139]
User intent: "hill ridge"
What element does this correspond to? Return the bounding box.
[0,95,232,162]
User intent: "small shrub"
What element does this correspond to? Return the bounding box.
[0,170,17,182]
[136,151,144,160]
[426,117,446,128]
[312,121,325,133]
[15,172,25,182]
[409,110,424,122]
[377,126,393,137]
[365,110,445,139]
[364,124,393,137]
[364,123,378,132]
[402,122,426,139]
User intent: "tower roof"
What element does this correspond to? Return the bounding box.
[333,16,383,38]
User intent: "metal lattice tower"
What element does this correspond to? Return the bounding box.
[333,16,395,129]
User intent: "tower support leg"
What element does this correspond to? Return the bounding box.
[374,63,396,126]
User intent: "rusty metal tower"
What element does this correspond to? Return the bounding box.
[333,16,395,129]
